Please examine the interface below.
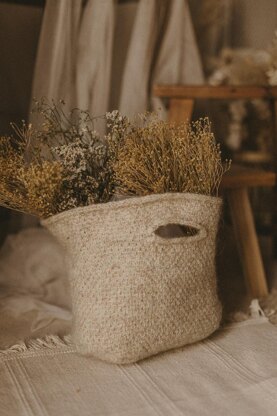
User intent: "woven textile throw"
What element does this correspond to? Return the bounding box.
[43,193,222,364]
[2,316,277,416]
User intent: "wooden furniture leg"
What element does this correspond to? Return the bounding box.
[227,187,268,297]
[271,98,277,257]
[168,98,194,123]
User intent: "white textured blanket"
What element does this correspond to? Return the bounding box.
[1,229,277,415]
[1,317,277,416]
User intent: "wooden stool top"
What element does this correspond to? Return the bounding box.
[153,85,277,100]
[220,166,277,190]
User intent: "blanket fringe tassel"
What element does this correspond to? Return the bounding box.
[0,334,72,356]
[249,299,265,318]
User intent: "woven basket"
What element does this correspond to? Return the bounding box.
[42,193,222,364]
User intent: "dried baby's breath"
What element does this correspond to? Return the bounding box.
[33,100,116,207]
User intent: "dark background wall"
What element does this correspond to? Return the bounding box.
[0,2,43,135]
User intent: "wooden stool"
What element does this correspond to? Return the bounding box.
[221,167,276,297]
[153,85,277,298]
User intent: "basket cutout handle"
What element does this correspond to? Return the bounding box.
[154,223,199,239]
[153,221,207,244]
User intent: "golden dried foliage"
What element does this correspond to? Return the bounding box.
[20,161,63,217]
[0,136,63,218]
[0,137,27,213]
[0,102,230,219]
[113,117,231,198]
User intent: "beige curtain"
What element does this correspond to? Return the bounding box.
[31,0,116,118]
[118,0,163,116]
[31,0,82,109]
[76,0,115,118]
[151,0,204,116]
[31,0,203,120]
[119,0,204,118]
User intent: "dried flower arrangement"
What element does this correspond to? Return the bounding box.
[0,101,230,219]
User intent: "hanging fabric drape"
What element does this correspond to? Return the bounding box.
[31,0,82,110]
[31,0,115,133]
[31,0,204,120]
[153,0,204,86]
[118,0,165,117]
[151,0,204,115]
[31,0,116,118]
[76,0,116,120]
[119,0,204,117]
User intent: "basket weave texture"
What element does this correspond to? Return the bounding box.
[43,193,222,364]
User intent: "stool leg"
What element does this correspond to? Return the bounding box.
[227,187,268,298]
[271,98,277,257]
[168,98,194,123]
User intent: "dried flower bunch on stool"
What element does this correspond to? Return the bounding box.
[0,101,230,364]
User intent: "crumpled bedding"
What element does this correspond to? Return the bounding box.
[0,228,72,349]
[0,227,71,308]
[0,292,71,348]
[1,228,277,416]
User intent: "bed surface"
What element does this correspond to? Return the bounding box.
[0,228,277,416]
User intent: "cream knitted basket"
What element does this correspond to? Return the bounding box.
[42,193,222,364]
